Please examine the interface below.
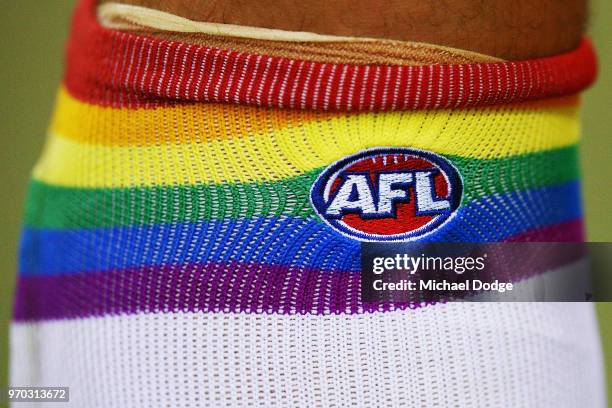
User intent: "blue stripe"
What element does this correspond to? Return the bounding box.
[19,182,582,276]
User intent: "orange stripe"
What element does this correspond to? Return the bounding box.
[52,86,342,146]
[53,86,579,147]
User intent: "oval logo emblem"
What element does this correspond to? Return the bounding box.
[310,147,463,241]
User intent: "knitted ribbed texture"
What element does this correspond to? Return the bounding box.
[66,0,596,110]
[17,89,585,317]
[11,1,606,407]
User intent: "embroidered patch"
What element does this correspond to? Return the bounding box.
[310,148,463,241]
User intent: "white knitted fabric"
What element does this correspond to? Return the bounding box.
[11,303,606,408]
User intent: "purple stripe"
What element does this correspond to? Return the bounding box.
[13,262,372,320]
[14,242,585,321]
[505,219,584,242]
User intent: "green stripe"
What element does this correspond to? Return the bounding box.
[24,146,579,229]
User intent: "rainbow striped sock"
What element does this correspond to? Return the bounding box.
[11,1,605,407]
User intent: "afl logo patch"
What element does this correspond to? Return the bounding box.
[310,148,463,241]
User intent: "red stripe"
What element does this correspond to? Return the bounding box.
[65,0,597,110]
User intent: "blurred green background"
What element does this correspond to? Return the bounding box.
[0,1,610,406]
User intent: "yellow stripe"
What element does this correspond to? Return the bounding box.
[34,100,580,187]
[53,87,579,147]
[52,87,331,146]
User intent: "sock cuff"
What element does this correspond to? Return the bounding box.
[66,0,597,110]
[96,2,501,66]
